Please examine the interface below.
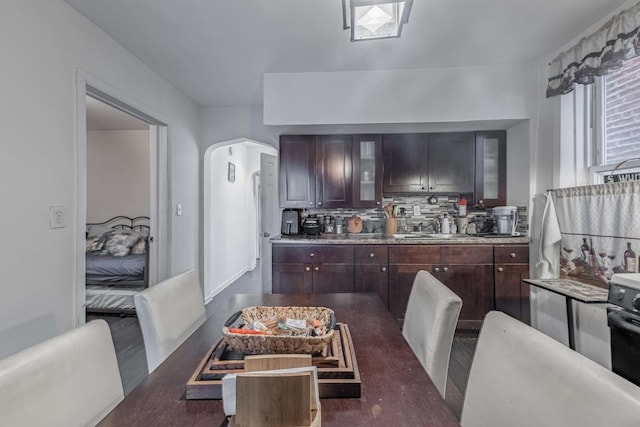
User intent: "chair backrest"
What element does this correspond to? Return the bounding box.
[461,311,640,427]
[401,270,462,396]
[0,319,123,427]
[134,269,207,372]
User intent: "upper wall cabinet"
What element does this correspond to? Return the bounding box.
[475,131,506,207]
[279,135,316,208]
[279,135,353,208]
[382,132,475,194]
[315,135,353,208]
[352,134,383,208]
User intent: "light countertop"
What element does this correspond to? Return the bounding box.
[271,233,530,245]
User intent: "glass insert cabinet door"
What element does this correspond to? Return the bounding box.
[475,131,506,207]
[353,135,382,207]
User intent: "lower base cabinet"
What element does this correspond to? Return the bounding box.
[272,245,355,294]
[354,245,389,309]
[494,245,530,324]
[273,242,529,331]
[388,245,494,331]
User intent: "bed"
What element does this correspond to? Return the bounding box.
[85,216,150,316]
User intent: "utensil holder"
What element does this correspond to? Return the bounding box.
[385,218,397,235]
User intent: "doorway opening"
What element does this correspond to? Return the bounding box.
[75,72,168,326]
[203,139,277,302]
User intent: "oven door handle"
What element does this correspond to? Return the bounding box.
[608,310,640,335]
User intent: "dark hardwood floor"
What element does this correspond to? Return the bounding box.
[89,262,476,419]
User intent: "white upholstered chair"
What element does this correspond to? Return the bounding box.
[402,270,463,397]
[134,269,207,373]
[461,311,640,427]
[0,319,123,427]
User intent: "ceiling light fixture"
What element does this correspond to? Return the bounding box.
[342,0,413,41]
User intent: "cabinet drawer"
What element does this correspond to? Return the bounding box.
[355,245,388,264]
[441,245,493,264]
[389,245,440,264]
[494,245,529,264]
[273,245,354,263]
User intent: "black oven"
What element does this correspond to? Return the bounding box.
[607,307,640,386]
[607,273,640,387]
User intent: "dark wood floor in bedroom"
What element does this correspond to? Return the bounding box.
[88,263,477,420]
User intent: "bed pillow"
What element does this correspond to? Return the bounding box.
[130,235,147,255]
[86,234,107,253]
[101,231,140,257]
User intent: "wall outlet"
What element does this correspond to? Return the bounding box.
[413,205,421,216]
[50,206,66,228]
[176,203,183,216]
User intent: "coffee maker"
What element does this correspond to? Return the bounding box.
[281,209,301,235]
[492,206,519,236]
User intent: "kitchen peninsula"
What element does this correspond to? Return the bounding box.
[271,234,530,332]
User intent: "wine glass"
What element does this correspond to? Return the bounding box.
[606,252,617,277]
[598,249,607,267]
[563,247,576,270]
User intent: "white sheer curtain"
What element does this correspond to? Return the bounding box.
[551,181,640,286]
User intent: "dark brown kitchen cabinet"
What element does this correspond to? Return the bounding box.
[278,135,352,208]
[354,245,389,308]
[351,135,383,208]
[388,245,440,328]
[382,133,428,193]
[494,244,530,324]
[272,245,355,293]
[427,133,475,193]
[315,135,352,208]
[279,135,316,208]
[388,245,494,331]
[382,132,475,194]
[475,131,506,207]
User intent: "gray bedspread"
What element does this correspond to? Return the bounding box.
[86,253,145,283]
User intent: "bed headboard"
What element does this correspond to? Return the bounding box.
[87,216,150,235]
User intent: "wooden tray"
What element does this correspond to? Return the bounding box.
[186,323,361,399]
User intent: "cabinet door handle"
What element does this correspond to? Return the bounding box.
[318,201,322,206]
[369,253,375,258]
[309,202,314,206]
[314,266,320,272]
[497,267,504,272]
[381,267,387,272]
[434,267,440,272]
[442,266,449,272]
[376,201,381,205]
[510,253,517,258]
[310,253,315,257]
[305,266,311,272]
[430,186,436,190]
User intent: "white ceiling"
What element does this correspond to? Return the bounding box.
[64,0,629,108]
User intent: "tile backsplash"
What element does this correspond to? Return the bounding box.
[308,195,528,235]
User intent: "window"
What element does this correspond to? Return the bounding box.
[592,54,640,182]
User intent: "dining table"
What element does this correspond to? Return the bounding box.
[97,292,461,426]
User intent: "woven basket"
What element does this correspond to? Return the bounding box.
[222,306,335,354]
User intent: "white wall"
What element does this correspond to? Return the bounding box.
[203,141,277,301]
[264,64,538,125]
[506,121,532,207]
[0,0,200,358]
[527,2,640,368]
[87,130,150,222]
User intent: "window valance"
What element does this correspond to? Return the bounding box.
[546,1,640,98]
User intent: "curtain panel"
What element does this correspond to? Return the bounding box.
[546,1,640,98]
[551,181,640,287]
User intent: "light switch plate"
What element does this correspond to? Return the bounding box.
[50,206,65,228]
